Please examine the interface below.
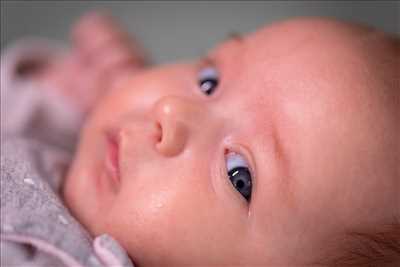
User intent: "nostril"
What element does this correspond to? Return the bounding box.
[154,118,187,157]
[155,122,162,143]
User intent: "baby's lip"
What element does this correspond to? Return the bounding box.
[104,128,121,186]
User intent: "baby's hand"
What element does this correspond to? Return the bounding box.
[38,11,147,115]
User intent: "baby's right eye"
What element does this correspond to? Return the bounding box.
[225,152,253,202]
[197,66,219,96]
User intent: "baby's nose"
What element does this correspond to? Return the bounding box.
[152,96,204,157]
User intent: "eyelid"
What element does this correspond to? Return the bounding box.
[210,141,256,214]
[223,139,256,178]
[225,151,249,172]
[198,66,219,80]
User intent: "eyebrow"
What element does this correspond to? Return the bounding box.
[224,32,244,44]
[199,32,243,61]
[200,32,243,62]
[198,55,217,69]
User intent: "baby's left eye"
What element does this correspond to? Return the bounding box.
[198,66,219,96]
[225,152,253,202]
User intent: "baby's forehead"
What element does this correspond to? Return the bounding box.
[250,19,370,58]
[212,17,396,93]
[213,18,377,64]
[207,17,398,131]
[248,17,372,44]
[208,17,398,104]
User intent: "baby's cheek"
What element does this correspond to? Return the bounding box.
[99,182,194,265]
[99,175,243,266]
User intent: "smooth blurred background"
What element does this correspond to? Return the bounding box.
[1,1,399,64]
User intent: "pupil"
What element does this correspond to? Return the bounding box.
[235,179,245,189]
[201,79,217,94]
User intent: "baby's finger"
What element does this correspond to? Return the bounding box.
[72,11,133,62]
[71,65,109,113]
[92,41,145,75]
[72,11,117,45]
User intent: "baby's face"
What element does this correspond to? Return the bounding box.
[63,18,399,266]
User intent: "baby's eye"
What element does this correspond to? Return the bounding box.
[225,152,252,202]
[198,66,219,95]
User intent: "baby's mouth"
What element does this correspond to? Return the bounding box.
[104,128,121,186]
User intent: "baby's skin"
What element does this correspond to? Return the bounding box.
[57,13,399,266]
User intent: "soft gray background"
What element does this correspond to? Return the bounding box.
[1,1,399,64]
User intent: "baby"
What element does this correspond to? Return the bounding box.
[1,12,399,267]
